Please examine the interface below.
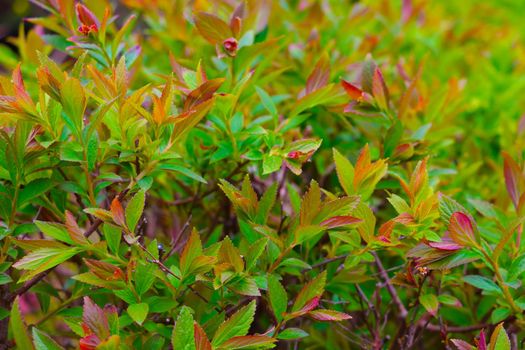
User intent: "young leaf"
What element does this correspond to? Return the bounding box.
[110,198,126,228]
[194,12,232,45]
[303,53,330,96]
[13,247,81,282]
[218,236,244,273]
[489,323,510,350]
[60,77,86,135]
[502,152,523,209]
[83,297,110,340]
[333,148,355,195]
[448,212,477,246]
[307,309,352,321]
[194,322,211,350]
[299,180,321,226]
[291,271,326,313]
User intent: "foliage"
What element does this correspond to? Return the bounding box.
[0,0,525,349]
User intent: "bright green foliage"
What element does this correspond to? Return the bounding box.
[0,0,525,349]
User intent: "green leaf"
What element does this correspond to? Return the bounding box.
[0,273,12,285]
[333,148,354,195]
[171,306,196,350]
[134,262,157,296]
[13,247,81,282]
[255,86,278,121]
[103,224,122,255]
[262,154,282,175]
[60,77,86,135]
[489,323,511,350]
[255,183,277,225]
[387,194,411,215]
[9,297,34,350]
[35,221,74,245]
[289,84,341,118]
[268,274,288,322]
[299,180,321,226]
[127,303,149,325]
[277,328,309,340]
[491,308,511,324]
[160,164,207,184]
[230,277,260,296]
[419,294,438,316]
[439,194,468,223]
[212,300,256,347]
[245,237,268,271]
[125,190,145,232]
[463,275,501,293]
[32,328,64,350]
[18,179,54,207]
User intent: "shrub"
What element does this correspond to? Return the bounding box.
[0,0,524,349]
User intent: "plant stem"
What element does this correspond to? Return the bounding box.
[372,251,408,319]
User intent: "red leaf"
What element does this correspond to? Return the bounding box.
[65,210,87,243]
[79,334,100,350]
[448,212,476,247]
[401,0,413,23]
[341,79,364,101]
[428,234,462,251]
[308,309,352,322]
[372,67,389,110]
[76,3,100,27]
[82,297,109,340]
[478,329,487,350]
[183,78,224,112]
[502,152,523,209]
[194,322,212,350]
[304,53,330,96]
[320,215,362,228]
[450,339,474,350]
[288,296,320,318]
[13,64,33,108]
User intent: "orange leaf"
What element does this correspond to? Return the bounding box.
[110,198,126,227]
[194,12,232,45]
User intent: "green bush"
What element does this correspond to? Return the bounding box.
[0,0,524,349]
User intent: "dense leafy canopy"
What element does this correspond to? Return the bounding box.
[0,0,524,349]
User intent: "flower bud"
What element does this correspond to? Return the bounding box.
[223,37,238,57]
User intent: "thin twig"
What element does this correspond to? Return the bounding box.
[372,252,408,319]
